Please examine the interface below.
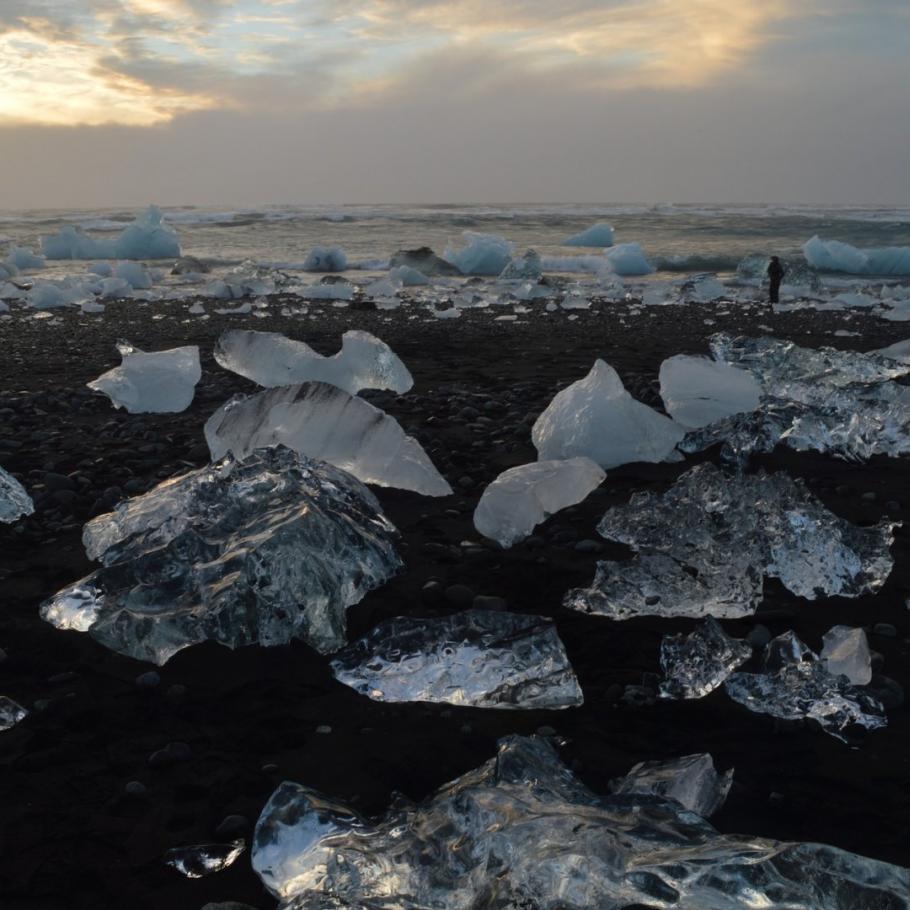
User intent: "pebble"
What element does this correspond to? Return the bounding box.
[148,741,192,767]
[48,671,79,684]
[261,763,279,773]
[472,595,507,612]
[0,647,6,663]
[861,491,876,502]
[574,539,602,554]
[201,903,259,910]
[215,814,249,839]
[135,671,161,690]
[444,584,475,609]
[536,725,557,736]
[868,675,904,710]
[621,685,657,707]
[420,580,444,602]
[165,684,187,701]
[124,781,147,798]
[872,622,897,638]
[746,624,772,649]
[315,725,332,734]
[885,499,901,513]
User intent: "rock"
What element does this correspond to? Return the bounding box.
[43,472,75,492]
[574,539,602,554]
[873,623,897,638]
[861,491,877,502]
[316,725,332,734]
[125,781,148,797]
[421,580,444,602]
[536,725,557,736]
[472,595,507,612]
[867,675,904,710]
[444,584,475,609]
[135,671,161,690]
[215,814,250,839]
[149,741,192,767]
[746,624,772,649]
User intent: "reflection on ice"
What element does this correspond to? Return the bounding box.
[659,617,752,699]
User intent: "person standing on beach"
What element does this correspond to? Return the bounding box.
[767,256,785,305]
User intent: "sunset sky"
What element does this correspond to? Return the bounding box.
[0,1,907,207]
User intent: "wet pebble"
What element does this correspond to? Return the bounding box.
[125,781,148,798]
[574,539,602,554]
[872,622,897,638]
[135,671,161,690]
[148,741,192,767]
[444,584,475,609]
[472,595,507,612]
[215,814,249,839]
[746,624,772,649]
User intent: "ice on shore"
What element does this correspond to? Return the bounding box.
[205,383,452,497]
[330,610,583,709]
[532,360,685,469]
[41,448,402,664]
[87,342,201,414]
[214,329,413,394]
[499,249,543,280]
[0,465,34,523]
[389,246,461,277]
[388,264,429,286]
[562,222,614,247]
[26,280,84,309]
[251,735,910,909]
[821,625,872,685]
[0,696,28,731]
[303,246,347,272]
[658,354,761,428]
[604,242,653,276]
[659,617,752,699]
[804,236,910,276]
[164,840,245,878]
[41,206,180,260]
[444,232,514,276]
[473,458,605,548]
[7,247,44,270]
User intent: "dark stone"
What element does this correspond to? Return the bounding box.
[444,584,475,610]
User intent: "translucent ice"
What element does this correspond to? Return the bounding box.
[532,360,685,469]
[87,342,201,414]
[26,280,83,309]
[0,696,28,731]
[41,448,402,664]
[6,246,44,270]
[877,338,910,363]
[804,236,910,276]
[214,329,412,395]
[388,264,430,286]
[473,457,605,547]
[604,242,653,276]
[303,246,347,272]
[205,383,452,497]
[114,261,152,289]
[610,753,732,817]
[0,465,34,523]
[251,735,910,909]
[330,610,583,709]
[659,354,761,428]
[499,249,543,280]
[41,206,180,260]
[659,618,752,699]
[444,232,514,276]
[164,840,245,878]
[689,275,726,302]
[821,625,872,685]
[562,222,614,247]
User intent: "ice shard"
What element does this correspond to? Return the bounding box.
[213,329,413,394]
[252,735,910,909]
[532,359,685,469]
[659,618,752,699]
[205,383,452,497]
[0,696,28,731]
[329,610,583,710]
[565,463,894,620]
[0,466,33,523]
[87,341,201,414]
[820,625,873,686]
[164,840,245,878]
[473,457,605,548]
[658,354,761,428]
[40,447,402,664]
[609,753,732,818]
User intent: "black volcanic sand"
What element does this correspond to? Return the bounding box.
[1,295,910,909]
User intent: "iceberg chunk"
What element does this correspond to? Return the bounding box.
[659,618,752,699]
[444,231,514,276]
[0,696,28,731]
[330,610,583,709]
[214,329,412,395]
[41,226,116,260]
[532,360,685,469]
[164,840,245,878]
[41,448,402,664]
[659,354,761,428]
[303,246,347,272]
[562,222,614,247]
[87,341,201,414]
[41,206,180,260]
[388,264,429,286]
[6,246,44,270]
[604,242,653,276]
[1,465,34,523]
[499,249,543,280]
[205,383,452,497]
[804,236,910,276]
[114,261,152,289]
[473,457,605,548]
[821,625,872,685]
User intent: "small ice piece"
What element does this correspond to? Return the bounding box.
[41,448,402,663]
[444,232,514,276]
[604,243,653,276]
[303,246,347,272]
[562,223,614,247]
[87,261,113,277]
[0,465,34,523]
[532,360,685,469]
[26,281,81,309]
[87,341,201,414]
[473,458,605,548]
[388,264,430,286]
[659,354,761,428]
[7,246,44,270]
[205,383,452,497]
[0,696,28,731]
[171,255,210,275]
[214,329,413,395]
[330,610,583,709]
[499,249,542,280]
[609,753,732,817]
[821,625,872,685]
[164,840,245,878]
[114,261,152,289]
[689,275,726,302]
[659,618,752,699]
[389,246,461,277]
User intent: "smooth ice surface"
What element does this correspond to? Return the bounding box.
[821,625,872,685]
[388,264,430,286]
[565,463,894,620]
[659,618,752,699]
[302,246,347,272]
[164,840,245,878]
[41,206,180,260]
[251,735,910,909]
[205,383,452,497]
[87,342,201,414]
[214,329,413,394]
[562,222,614,247]
[532,360,685,469]
[473,458,605,547]
[330,610,583,709]
[7,246,44,269]
[804,236,910,276]
[444,232,514,276]
[0,696,28,731]
[40,448,402,664]
[0,465,34,523]
[610,753,732,818]
[659,354,761,428]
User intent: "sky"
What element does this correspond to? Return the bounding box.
[0,0,908,208]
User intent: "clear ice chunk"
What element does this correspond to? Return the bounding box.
[41,206,180,260]
[0,465,34,523]
[329,610,583,709]
[40,447,402,664]
[821,625,872,685]
[532,360,685,469]
[0,696,28,731]
[659,618,752,699]
[213,329,413,394]
[303,246,347,272]
[562,222,614,247]
[252,735,910,909]
[609,752,732,817]
[499,249,543,280]
[473,457,605,548]
[565,463,894,620]
[443,231,514,276]
[164,840,245,878]
[658,354,761,428]
[204,383,452,497]
[87,341,201,414]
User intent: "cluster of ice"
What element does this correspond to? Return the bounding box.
[565,463,894,620]
[532,360,685,469]
[330,610,583,709]
[0,696,28,731]
[40,448,402,664]
[300,280,354,301]
[205,383,452,497]
[804,236,910,276]
[659,618,752,699]
[164,840,245,878]
[41,207,180,260]
[87,342,201,414]
[251,735,910,909]
[205,261,286,299]
[214,329,412,394]
[443,232,514,276]
[562,222,614,247]
[1,465,34,523]
[302,246,347,272]
[658,354,761,428]
[473,458,605,548]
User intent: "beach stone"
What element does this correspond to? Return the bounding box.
[215,814,249,839]
[261,763,279,773]
[536,725,557,736]
[621,685,657,707]
[43,472,75,492]
[861,491,876,502]
[135,671,160,690]
[125,781,147,798]
[420,580,444,602]
[472,595,507,612]
[747,624,772,649]
[148,741,192,767]
[165,684,187,702]
[574,538,601,553]
[201,904,258,910]
[873,623,897,638]
[885,499,901,513]
[444,584,475,609]
[316,725,332,734]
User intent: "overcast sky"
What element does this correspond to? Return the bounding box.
[0,0,908,208]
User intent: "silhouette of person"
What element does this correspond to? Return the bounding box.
[767,256,785,305]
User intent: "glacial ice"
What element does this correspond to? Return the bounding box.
[26,280,83,309]
[565,463,894,620]
[388,264,430,286]
[659,618,752,699]
[604,242,653,276]
[41,206,180,260]
[164,840,245,878]
[389,246,461,277]
[87,342,201,414]
[0,696,28,731]
[499,249,543,280]
[821,625,872,686]
[330,610,583,709]
[444,232,514,276]
[473,457,605,548]
[205,383,452,497]
[214,329,413,394]
[6,246,44,270]
[688,275,726,302]
[609,752,732,818]
[658,354,761,428]
[40,447,402,664]
[804,236,910,276]
[303,246,347,272]
[532,360,685,469]
[0,465,34,523]
[251,735,910,909]
[114,261,152,289]
[562,222,614,247]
